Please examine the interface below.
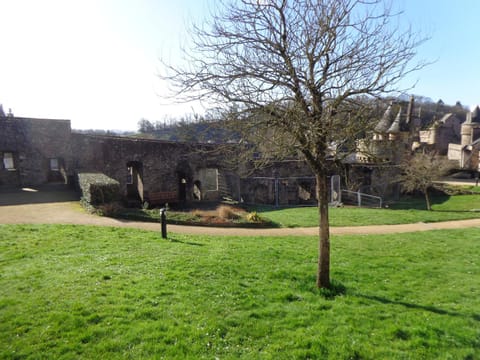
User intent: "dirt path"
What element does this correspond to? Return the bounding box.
[1,186,480,236]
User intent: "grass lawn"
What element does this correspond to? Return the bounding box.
[257,194,480,227]
[1,224,479,359]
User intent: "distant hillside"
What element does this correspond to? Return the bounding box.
[134,96,470,142]
[137,119,241,144]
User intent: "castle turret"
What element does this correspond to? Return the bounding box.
[461,119,472,146]
[387,107,402,140]
[461,106,480,146]
[406,95,414,125]
[374,102,393,140]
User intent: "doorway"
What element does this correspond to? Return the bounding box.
[126,161,144,202]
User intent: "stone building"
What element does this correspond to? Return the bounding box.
[419,113,462,155]
[3,98,477,207]
[448,106,480,170]
[0,114,239,204]
[1,108,323,206]
[0,116,72,187]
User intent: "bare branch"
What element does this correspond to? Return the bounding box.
[160,0,429,288]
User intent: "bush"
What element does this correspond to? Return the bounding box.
[246,211,263,223]
[96,202,123,217]
[77,172,120,206]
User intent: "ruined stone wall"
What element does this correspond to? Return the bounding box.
[0,118,71,186]
[70,134,229,202]
[1,117,321,205]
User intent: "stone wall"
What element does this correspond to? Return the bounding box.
[0,117,236,203]
[70,133,230,203]
[0,117,71,186]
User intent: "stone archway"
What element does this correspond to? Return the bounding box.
[126,161,144,202]
[176,160,194,203]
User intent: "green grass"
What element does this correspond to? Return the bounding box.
[256,194,480,227]
[1,224,479,359]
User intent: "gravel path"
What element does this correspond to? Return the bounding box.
[1,185,480,236]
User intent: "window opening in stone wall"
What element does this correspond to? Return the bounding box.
[126,166,133,184]
[298,182,313,201]
[3,152,14,170]
[126,161,144,202]
[179,177,187,201]
[193,180,202,200]
[200,168,218,191]
[50,158,59,171]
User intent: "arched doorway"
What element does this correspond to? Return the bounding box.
[126,161,144,202]
[193,180,202,200]
[178,177,187,202]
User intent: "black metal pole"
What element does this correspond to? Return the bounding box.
[160,208,167,239]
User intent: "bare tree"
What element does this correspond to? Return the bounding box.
[162,0,427,288]
[400,153,454,211]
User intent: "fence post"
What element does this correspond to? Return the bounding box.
[160,208,167,239]
[357,191,361,207]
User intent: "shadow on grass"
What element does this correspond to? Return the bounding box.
[354,293,480,322]
[166,236,205,247]
[0,184,79,206]
[299,275,347,299]
[389,195,450,210]
[318,280,347,299]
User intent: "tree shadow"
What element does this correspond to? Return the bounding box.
[166,236,205,247]
[353,292,480,322]
[389,195,450,210]
[299,275,347,299]
[0,184,79,206]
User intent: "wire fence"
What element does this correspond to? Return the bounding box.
[239,176,383,208]
[239,176,317,207]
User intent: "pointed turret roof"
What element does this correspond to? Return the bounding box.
[472,106,480,123]
[374,103,394,133]
[387,107,402,133]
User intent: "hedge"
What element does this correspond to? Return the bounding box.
[77,172,120,205]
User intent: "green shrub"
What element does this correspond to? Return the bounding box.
[96,202,123,216]
[77,172,120,206]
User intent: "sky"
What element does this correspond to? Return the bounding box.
[0,0,479,131]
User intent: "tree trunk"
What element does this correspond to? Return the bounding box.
[424,187,431,211]
[316,172,331,288]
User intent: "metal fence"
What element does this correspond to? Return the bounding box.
[240,176,383,208]
[340,190,383,208]
[240,176,317,207]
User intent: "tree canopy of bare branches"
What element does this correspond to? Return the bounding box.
[162,0,427,288]
[400,153,454,211]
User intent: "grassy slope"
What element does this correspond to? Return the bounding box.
[257,194,480,227]
[1,224,479,359]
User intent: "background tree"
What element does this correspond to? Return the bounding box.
[162,0,427,288]
[137,118,155,134]
[399,152,454,210]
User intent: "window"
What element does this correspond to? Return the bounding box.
[199,168,218,191]
[126,166,133,184]
[50,158,59,171]
[3,152,14,170]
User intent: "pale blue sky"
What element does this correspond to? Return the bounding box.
[0,0,478,130]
